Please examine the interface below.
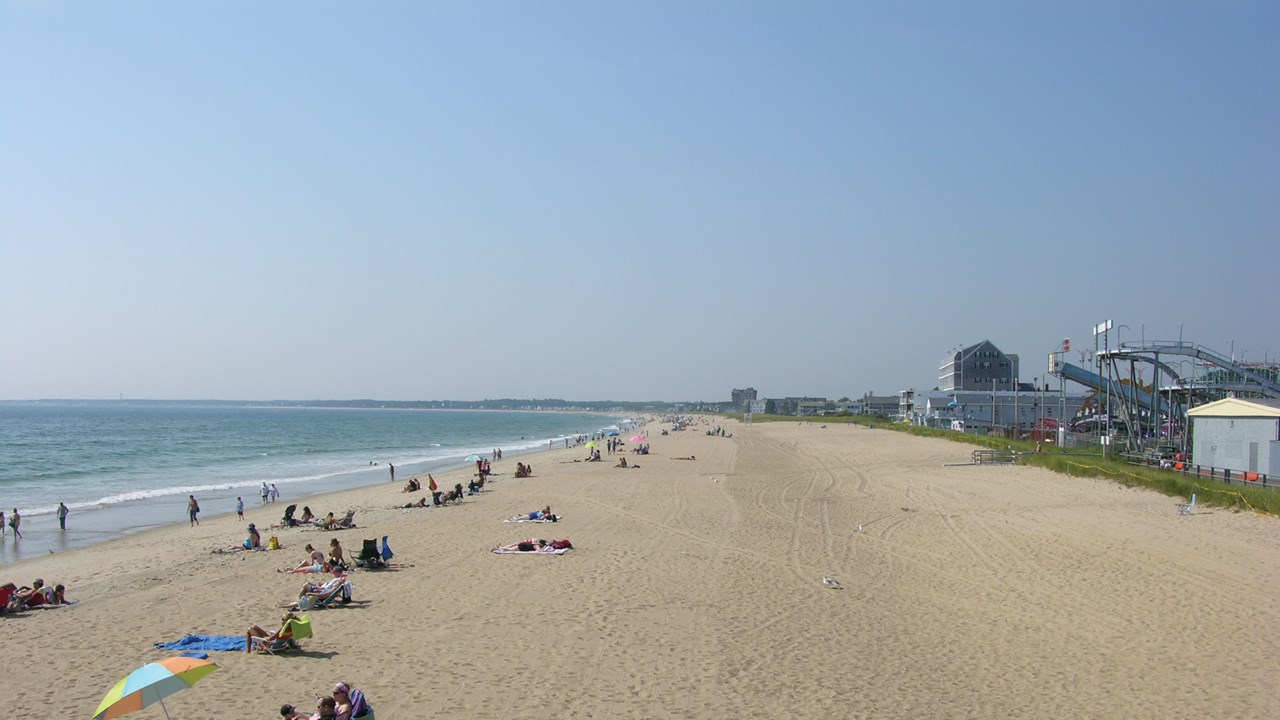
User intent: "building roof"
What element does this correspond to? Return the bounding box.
[1186,397,1280,418]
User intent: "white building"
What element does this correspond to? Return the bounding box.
[1187,398,1280,477]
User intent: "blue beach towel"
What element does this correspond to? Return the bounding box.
[154,635,247,652]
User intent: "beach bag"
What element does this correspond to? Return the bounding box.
[551,539,572,550]
[268,536,280,551]
[297,595,316,611]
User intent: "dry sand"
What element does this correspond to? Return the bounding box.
[4,417,1278,719]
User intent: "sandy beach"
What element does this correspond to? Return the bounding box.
[4,417,1278,719]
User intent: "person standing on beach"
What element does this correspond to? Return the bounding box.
[389,463,395,482]
[236,496,244,520]
[9,508,21,538]
[261,482,269,505]
[1,509,5,538]
[188,496,200,526]
[269,484,279,504]
[57,502,68,530]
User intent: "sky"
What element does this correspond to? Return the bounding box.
[1,1,1276,402]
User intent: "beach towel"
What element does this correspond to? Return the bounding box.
[503,515,563,524]
[491,547,571,555]
[154,635,248,652]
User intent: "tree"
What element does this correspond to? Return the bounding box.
[764,399,777,414]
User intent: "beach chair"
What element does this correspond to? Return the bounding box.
[335,510,356,529]
[252,615,312,654]
[313,581,352,609]
[357,539,385,569]
[1177,493,1197,516]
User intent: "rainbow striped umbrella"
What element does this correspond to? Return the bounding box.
[91,657,219,720]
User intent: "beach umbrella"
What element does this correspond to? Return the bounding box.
[629,436,645,443]
[584,441,597,448]
[92,657,220,720]
[464,454,484,462]
[607,430,620,436]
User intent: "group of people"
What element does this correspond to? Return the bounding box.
[0,503,71,540]
[280,682,373,719]
[1,578,71,613]
[399,482,470,509]
[514,462,533,478]
[261,482,281,504]
[286,538,347,574]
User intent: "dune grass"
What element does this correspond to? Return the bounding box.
[739,413,1280,516]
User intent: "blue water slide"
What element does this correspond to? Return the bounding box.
[1053,362,1170,414]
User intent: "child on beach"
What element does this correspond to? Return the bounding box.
[237,497,245,520]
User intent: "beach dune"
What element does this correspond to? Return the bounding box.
[4,418,1277,719]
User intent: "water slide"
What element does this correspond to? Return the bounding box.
[1051,362,1170,415]
[1106,341,1280,399]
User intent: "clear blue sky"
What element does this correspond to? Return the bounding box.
[2,2,1276,402]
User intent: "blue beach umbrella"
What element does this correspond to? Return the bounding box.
[607,431,620,436]
[464,454,484,462]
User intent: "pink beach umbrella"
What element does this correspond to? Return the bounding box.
[629,436,646,443]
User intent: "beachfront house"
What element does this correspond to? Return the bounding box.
[1187,397,1280,478]
[853,393,900,418]
[940,340,1020,392]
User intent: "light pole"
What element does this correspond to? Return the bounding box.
[1095,319,1113,456]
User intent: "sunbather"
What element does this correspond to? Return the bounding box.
[279,578,348,610]
[300,506,315,524]
[400,497,428,509]
[497,539,549,552]
[329,538,346,569]
[246,612,300,653]
[14,579,46,608]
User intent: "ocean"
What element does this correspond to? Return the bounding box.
[0,402,628,564]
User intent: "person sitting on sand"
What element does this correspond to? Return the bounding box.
[279,703,310,719]
[246,612,299,653]
[402,478,420,493]
[514,462,528,478]
[285,544,328,573]
[615,457,631,468]
[244,524,262,550]
[299,506,315,524]
[328,538,347,570]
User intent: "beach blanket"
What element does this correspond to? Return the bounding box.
[492,547,571,555]
[154,635,248,652]
[503,515,563,524]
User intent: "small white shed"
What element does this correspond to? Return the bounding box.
[1187,398,1280,477]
